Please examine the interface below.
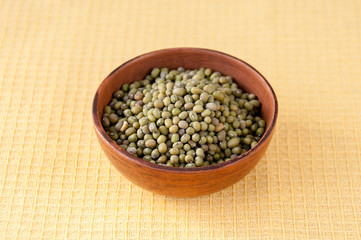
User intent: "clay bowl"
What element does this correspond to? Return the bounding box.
[92,48,278,197]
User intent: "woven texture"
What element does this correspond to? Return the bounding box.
[1,0,360,239]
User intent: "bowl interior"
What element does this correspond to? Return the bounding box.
[93,48,277,170]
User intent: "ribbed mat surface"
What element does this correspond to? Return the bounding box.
[0,0,360,239]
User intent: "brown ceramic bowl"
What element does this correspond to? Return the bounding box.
[92,48,278,197]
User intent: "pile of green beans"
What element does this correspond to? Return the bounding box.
[102,67,266,167]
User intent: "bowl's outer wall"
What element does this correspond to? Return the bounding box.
[95,128,274,197]
[93,48,278,197]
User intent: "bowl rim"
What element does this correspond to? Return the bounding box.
[92,47,278,173]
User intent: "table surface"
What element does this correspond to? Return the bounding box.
[1,0,360,239]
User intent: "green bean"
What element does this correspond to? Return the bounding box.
[102,67,266,167]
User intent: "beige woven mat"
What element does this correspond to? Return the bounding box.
[0,0,360,239]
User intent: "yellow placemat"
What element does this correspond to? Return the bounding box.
[0,0,360,239]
